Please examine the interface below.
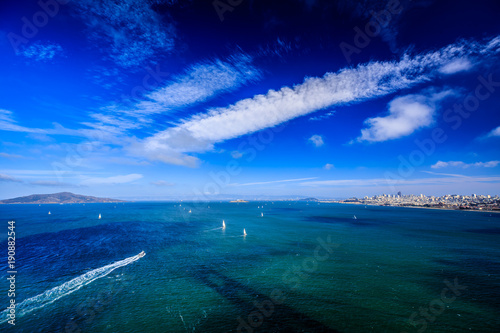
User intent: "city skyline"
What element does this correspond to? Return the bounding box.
[1,0,500,200]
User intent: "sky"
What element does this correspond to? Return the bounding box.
[0,0,500,200]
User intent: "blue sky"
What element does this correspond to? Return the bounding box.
[1,0,500,200]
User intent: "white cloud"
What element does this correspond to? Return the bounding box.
[133,37,500,166]
[357,89,454,143]
[0,152,24,159]
[150,180,175,186]
[0,109,101,139]
[229,177,318,186]
[81,173,143,185]
[309,110,335,121]
[486,126,500,138]
[421,171,468,178]
[231,151,243,159]
[324,163,334,170]
[438,58,472,74]
[431,160,500,169]
[0,109,45,133]
[309,135,324,147]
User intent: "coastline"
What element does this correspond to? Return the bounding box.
[330,201,500,214]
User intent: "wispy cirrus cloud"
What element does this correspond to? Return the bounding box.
[133,36,500,166]
[0,173,23,183]
[88,52,262,138]
[431,160,500,169]
[301,175,500,187]
[19,41,64,62]
[80,173,143,186]
[309,110,335,121]
[74,0,176,68]
[356,89,455,143]
[29,180,77,187]
[150,180,175,186]
[131,53,261,116]
[229,177,318,186]
[0,152,25,159]
[0,109,45,133]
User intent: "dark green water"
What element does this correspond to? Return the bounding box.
[0,202,499,332]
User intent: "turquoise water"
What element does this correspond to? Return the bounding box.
[0,202,499,332]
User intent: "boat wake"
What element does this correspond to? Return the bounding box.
[0,252,145,324]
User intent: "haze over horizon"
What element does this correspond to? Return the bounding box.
[1,0,500,200]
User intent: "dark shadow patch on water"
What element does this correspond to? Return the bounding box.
[190,265,341,333]
[464,228,500,234]
[431,257,500,312]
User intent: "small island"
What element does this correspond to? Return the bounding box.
[0,192,126,204]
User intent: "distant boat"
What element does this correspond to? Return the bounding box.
[222,220,226,229]
[98,213,101,219]
[243,228,247,236]
[189,209,192,213]
[261,212,264,217]
[353,215,357,220]
[138,251,146,258]
[48,211,51,215]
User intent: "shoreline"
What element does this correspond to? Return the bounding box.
[330,201,500,214]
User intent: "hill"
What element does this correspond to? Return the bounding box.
[0,192,126,204]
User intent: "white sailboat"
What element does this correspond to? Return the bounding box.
[189,209,192,213]
[222,220,226,229]
[98,213,101,219]
[243,228,247,236]
[353,215,357,220]
[48,211,51,215]
[261,212,264,217]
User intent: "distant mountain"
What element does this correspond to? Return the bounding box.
[0,192,126,204]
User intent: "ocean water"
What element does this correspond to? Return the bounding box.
[0,202,499,332]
